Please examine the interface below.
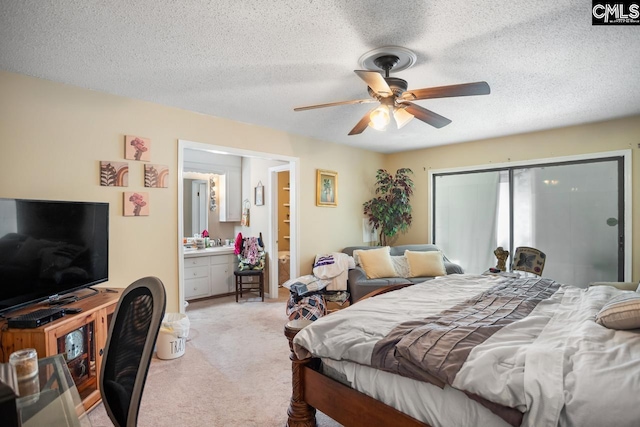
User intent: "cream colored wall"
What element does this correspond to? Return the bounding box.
[238,157,286,245]
[385,115,640,281]
[0,71,385,311]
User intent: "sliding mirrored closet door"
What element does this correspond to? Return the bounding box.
[433,157,624,287]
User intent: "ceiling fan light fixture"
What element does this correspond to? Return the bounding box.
[393,106,414,129]
[295,46,490,136]
[369,105,390,131]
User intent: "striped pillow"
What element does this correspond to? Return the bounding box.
[596,293,640,330]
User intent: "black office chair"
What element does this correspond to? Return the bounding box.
[100,277,166,427]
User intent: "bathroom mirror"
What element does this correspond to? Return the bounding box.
[183,178,208,236]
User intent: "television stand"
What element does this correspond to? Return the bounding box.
[1,288,121,411]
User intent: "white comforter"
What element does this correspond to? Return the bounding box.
[293,274,640,427]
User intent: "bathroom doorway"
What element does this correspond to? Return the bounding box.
[269,165,292,292]
[177,139,299,310]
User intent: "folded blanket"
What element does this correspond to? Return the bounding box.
[312,252,353,291]
[283,275,331,301]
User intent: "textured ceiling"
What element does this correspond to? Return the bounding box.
[1,1,639,153]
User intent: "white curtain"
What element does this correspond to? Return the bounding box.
[434,172,500,274]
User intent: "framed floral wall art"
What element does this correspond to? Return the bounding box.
[123,192,149,216]
[124,135,151,161]
[316,169,338,207]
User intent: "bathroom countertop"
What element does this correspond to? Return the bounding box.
[183,246,235,257]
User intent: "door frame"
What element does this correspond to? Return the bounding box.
[269,164,292,293]
[428,149,632,281]
[177,139,299,310]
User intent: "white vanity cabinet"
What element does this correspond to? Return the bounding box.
[210,254,235,295]
[184,256,211,299]
[184,249,236,300]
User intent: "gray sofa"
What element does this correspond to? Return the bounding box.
[342,244,464,302]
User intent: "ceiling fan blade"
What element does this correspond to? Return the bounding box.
[402,81,490,101]
[402,102,452,128]
[348,106,378,135]
[294,98,376,111]
[354,70,393,97]
[393,107,414,129]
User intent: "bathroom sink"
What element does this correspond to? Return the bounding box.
[183,246,235,255]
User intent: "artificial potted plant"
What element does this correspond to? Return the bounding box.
[363,168,414,246]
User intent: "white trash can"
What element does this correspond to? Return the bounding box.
[157,313,190,360]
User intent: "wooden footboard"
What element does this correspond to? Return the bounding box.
[285,319,430,427]
[284,319,317,427]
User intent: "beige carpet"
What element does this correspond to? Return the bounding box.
[88,288,342,427]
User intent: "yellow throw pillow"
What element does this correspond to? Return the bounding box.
[358,247,397,279]
[405,250,446,277]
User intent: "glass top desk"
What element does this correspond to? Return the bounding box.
[16,354,92,427]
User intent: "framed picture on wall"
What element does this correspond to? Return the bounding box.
[100,161,128,187]
[123,192,149,216]
[255,182,264,206]
[124,135,151,161]
[316,169,338,207]
[144,164,169,188]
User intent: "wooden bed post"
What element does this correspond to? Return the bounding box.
[284,319,316,427]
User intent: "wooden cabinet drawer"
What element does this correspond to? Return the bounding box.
[184,256,209,267]
[185,277,210,299]
[185,265,209,279]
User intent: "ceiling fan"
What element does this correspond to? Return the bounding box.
[294,49,490,135]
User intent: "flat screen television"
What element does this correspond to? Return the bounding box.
[0,198,109,314]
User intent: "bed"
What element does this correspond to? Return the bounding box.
[284,273,640,427]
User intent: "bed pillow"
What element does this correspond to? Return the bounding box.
[595,293,640,330]
[405,250,446,277]
[358,247,397,279]
[391,256,411,278]
[352,250,363,266]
